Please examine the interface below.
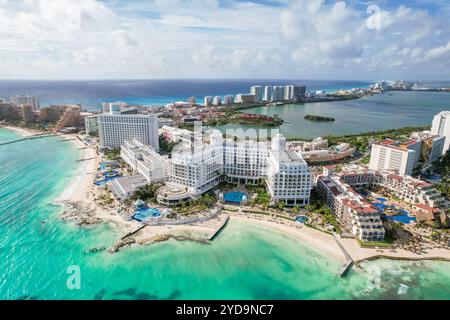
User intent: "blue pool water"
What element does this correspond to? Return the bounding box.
[94,176,119,186]
[376,198,387,202]
[223,191,247,204]
[373,203,389,212]
[296,216,309,223]
[386,214,416,224]
[133,208,161,222]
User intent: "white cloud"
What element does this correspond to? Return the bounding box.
[0,0,449,79]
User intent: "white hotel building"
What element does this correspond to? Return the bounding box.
[431,111,450,154]
[267,134,312,206]
[121,139,169,183]
[369,142,416,176]
[97,112,159,151]
[158,132,312,206]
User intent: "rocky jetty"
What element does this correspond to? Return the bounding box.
[60,201,102,226]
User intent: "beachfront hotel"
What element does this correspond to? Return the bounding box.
[369,142,416,176]
[431,111,450,154]
[121,139,169,183]
[155,131,312,206]
[267,135,312,206]
[317,164,446,240]
[369,131,445,175]
[317,175,385,241]
[97,111,159,150]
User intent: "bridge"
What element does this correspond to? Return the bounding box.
[0,133,56,147]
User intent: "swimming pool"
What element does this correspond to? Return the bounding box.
[223,191,247,204]
[94,176,119,186]
[385,214,416,224]
[133,207,161,222]
[296,216,309,223]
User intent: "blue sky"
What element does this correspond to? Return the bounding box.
[0,0,449,80]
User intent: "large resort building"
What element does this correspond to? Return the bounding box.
[151,132,312,207]
[267,134,311,206]
[317,165,446,241]
[97,111,159,151]
[121,139,169,183]
[369,131,445,175]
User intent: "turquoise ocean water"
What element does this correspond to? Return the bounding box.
[1,128,450,300]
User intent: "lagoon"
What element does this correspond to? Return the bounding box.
[215,91,450,138]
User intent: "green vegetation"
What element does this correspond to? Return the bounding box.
[246,183,271,209]
[175,192,217,215]
[206,113,283,127]
[306,191,342,234]
[304,115,335,122]
[432,151,450,206]
[104,148,121,160]
[159,135,176,155]
[288,125,430,153]
[358,238,393,248]
[131,184,161,202]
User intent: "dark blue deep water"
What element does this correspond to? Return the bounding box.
[0,79,371,109]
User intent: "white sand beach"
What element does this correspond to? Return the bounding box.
[55,135,99,204]
[230,214,346,262]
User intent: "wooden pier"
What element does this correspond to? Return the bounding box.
[121,225,146,240]
[333,234,354,277]
[208,215,230,241]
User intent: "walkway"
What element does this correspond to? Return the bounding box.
[208,214,230,240]
[0,133,56,147]
[333,234,354,277]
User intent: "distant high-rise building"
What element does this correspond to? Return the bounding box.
[293,85,306,100]
[85,115,98,136]
[250,86,263,103]
[431,111,450,155]
[272,86,285,102]
[20,105,35,124]
[102,102,128,114]
[204,96,213,107]
[223,95,234,106]
[263,86,273,102]
[235,94,255,104]
[11,95,40,111]
[213,96,222,106]
[284,85,294,101]
[188,97,196,105]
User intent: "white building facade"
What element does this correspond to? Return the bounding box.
[121,139,169,183]
[431,111,450,155]
[369,143,416,176]
[97,112,159,150]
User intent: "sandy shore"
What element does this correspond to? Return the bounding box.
[55,135,99,204]
[0,125,43,137]
[340,237,450,263]
[5,124,446,264]
[230,214,346,262]
[228,213,450,265]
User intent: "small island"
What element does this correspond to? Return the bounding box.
[304,115,335,122]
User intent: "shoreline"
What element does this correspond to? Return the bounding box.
[2,124,449,267]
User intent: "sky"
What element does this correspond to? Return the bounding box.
[0,0,449,80]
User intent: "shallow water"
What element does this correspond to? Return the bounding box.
[1,128,449,300]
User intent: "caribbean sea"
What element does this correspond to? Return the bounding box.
[1,128,449,300]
